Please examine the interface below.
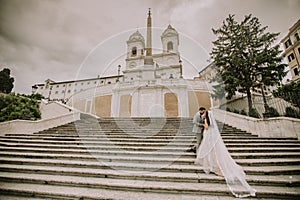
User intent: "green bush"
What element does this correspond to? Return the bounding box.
[240,109,247,116]
[248,108,260,118]
[233,109,240,114]
[285,107,300,118]
[0,93,41,122]
[226,107,231,112]
[266,106,280,117]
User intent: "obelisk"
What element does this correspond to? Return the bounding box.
[144,8,154,65]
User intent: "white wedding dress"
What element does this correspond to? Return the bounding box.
[194,111,256,198]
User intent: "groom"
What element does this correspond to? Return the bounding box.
[189,107,206,153]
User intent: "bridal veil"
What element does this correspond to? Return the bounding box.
[194,111,256,198]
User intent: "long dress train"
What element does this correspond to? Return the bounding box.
[194,111,256,198]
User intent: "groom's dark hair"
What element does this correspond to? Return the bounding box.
[199,107,206,111]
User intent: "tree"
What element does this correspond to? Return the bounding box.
[0,93,41,122]
[0,68,14,93]
[210,14,287,112]
[273,81,300,108]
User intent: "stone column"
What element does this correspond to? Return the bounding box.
[111,87,120,117]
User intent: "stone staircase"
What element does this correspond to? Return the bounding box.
[0,114,299,200]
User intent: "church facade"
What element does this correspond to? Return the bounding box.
[32,10,211,117]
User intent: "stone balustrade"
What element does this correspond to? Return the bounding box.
[213,108,300,139]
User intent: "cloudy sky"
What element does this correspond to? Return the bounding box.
[0,0,299,94]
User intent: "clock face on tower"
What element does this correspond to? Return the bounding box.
[129,61,137,68]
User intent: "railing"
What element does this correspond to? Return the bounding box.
[220,94,300,119]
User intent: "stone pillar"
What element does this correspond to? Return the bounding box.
[177,85,189,117]
[111,87,120,117]
[131,88,139,117]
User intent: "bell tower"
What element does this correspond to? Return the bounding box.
[161,24,179,54]
[126,30,145,69]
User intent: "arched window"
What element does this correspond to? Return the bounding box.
[131,47,137,56]
[167,41,173,51]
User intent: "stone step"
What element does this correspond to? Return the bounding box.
[225,143,300,148]
[0,195,62,200]
[46,126,239,131]
[36,127,247,131]
[0,140,195,147]
[1,152,300,167]
[2,139,299,148]
[0,135,195,140]
[1,164,299,187]
[0,135,262,142]
[1,157,300,175]
[0,172,298,199]
[0,144,300,159]
[0,166,299,188]
[1,142,299,153]
[1,136,298,143]
[32,132,254,137]
[0,143,300,158]
[0,182,282,200]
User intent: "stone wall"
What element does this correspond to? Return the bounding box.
[213,108,300,140]
[40,100,73,119]
[0,112,80,135]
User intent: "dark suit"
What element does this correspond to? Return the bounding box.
[192,111,205,150]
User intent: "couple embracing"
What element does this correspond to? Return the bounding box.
[191,107,256,198]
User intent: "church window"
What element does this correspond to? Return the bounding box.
[62,91,65,94]
[141,49,144,55]
[68,84,71,86]
[41,87,43,89]
[55,91,58,94]
[101,80,104,84]
[167,41,173,51]
[108,81,111,84]
[94,81,97,84]
[68,90,71,93]
[56,85,59,88]
[131,47,137,56]
[63,84,65,87]
[81,82,84,85]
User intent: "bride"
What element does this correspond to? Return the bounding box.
[194,110,256,198]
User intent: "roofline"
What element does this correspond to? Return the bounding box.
[32,75,123,86]
[198,62,215,74]
[280,19,300,43]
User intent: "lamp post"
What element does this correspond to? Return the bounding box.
[117,65,121,82]
[256,73,270,118]
[179,59,183,78]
